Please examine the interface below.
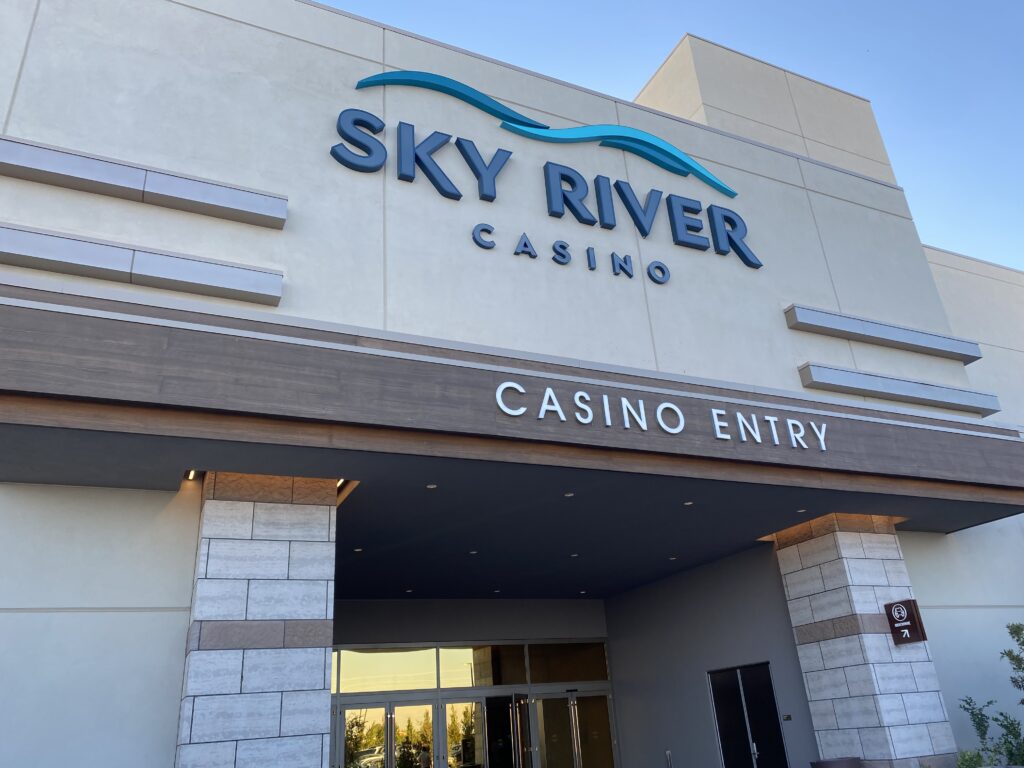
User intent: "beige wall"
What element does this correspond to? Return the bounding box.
[900,517,1024,751]
[637,36,896,183]
[0,481,202,768]
[0,0,986,420]
[926,245,1024,427]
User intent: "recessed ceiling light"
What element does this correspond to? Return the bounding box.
[493,589,501,594]
[797,509,807,513]
[669,556,677,561]
[570,553,579,558]
[337,478,346,489]
[405,588,413,593]
[353,547,363,553]
[469,550,478,555]
[426,483,438,489]
[564,492,575,498]
[683,501,694,506]
[186,469,197,481]
[579,590,587,595]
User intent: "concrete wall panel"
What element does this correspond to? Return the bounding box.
[606,545,817,768]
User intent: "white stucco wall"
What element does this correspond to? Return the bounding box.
[0,481,201,768]
[900,517,1024,751]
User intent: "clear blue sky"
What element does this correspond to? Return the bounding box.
[321,0,1024,272]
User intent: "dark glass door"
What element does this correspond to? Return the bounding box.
[709,663,788,768]
[485,694,532,768]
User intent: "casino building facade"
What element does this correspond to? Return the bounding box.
[0,3,1022,768]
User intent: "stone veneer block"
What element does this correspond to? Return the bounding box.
[247,580,328,620]
[821,635,865,668]
[859,726,895,760]
[184,650,243,696]
[798,534,840,568]
[806,668,850,700]
[178,696,194,744]
[242,648,326,693]
[861,533,902,560]
[253,504,330,541]
[199,500,254,539]
[281,690,332,736]
[234,735,323,768]
[193,579,248,620]
[289,542,335,580]
[207,539,290,579]
[189,693,281,743]
[176,741,236,768]
[284,620,334,649]
[199,620,285,650]
[834,695,881,728]
[818,729,862,760]
[889,724,934,759]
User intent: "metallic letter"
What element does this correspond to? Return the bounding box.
[538,387,567,421]
[666,194,710,250]
[514,233,538,258]
[656,403,685,434]
[736,412,762,443]
[764,415,781,445]
[810,421,828,451]
[611,252,634,278]
[786,419,809,449]
[614,180,662,238]
[574,391,594,424]
[621,397,648,431]
[331,108,387,172]
[472,223,496,249]
[711,409,731,440]
[397,122,462,200]
[455,138,512,202]
[594,175,617,229]
[551,240,571,265]
[647,261,670,284]
[543,162,596,225]
[708,205,762,268]
[496,381,527,416]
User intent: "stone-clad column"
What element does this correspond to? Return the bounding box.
[774,514,956,768]
[175,472,337,768]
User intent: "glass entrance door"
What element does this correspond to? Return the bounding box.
[482,694,531,768]
[336,701,438,768]
[534,694,614,768]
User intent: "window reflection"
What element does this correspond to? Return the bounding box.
[339,648,437,693]
[528,643,608,684]
[344,707,386,768]
[439,646,527,688]
[445,702,484,768]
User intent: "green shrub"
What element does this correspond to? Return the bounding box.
[959,623,1024,766]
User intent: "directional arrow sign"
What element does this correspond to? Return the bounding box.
[885,599,927,645]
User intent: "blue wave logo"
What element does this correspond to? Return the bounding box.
[356,71,738,199]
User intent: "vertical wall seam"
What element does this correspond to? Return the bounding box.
[782,72,811,158]
[2,0,42,135]
[613,99,662,373]
[796,161,863,374]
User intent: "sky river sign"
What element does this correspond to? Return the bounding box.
[331,71,762,286]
